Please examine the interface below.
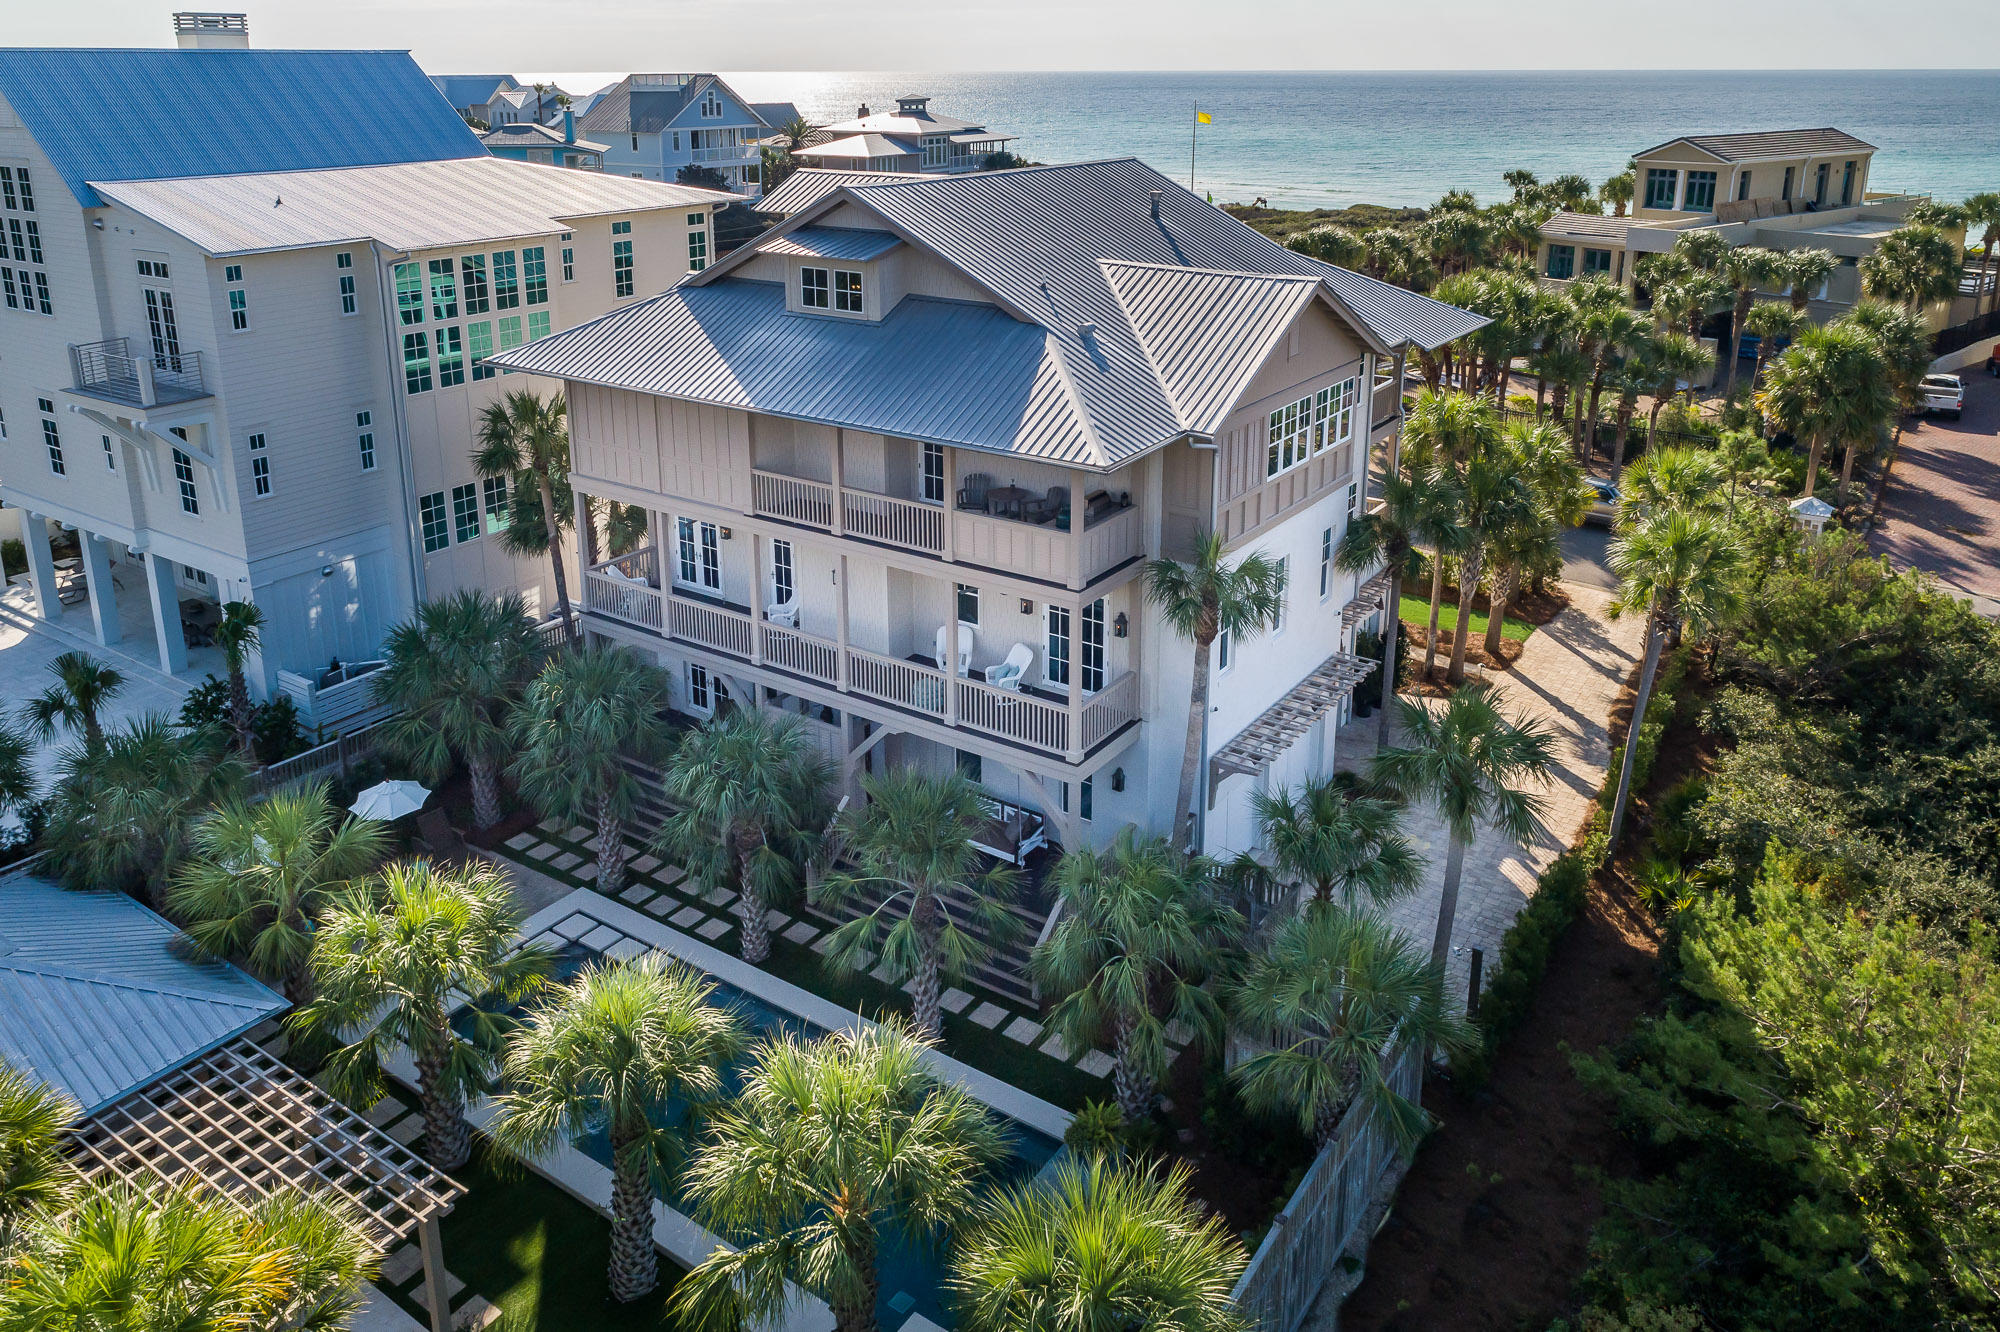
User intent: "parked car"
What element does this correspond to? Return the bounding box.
[1583,477,1619,526]
[1920,373,1965,420]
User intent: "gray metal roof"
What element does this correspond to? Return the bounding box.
[821,106,984,136]
[759,168,928,216]
[478,121,609,154]
[0,873,285,1115]
[91,156,734,256]
[762,225,904,262]
[1635,128,1876,163]
[577,73,761,135]
[796,133,915,160]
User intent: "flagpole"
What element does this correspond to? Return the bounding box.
[1190,100,1198,190]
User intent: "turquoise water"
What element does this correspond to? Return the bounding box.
[700,70,2000,210]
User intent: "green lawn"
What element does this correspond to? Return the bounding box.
[1400,594,1536,643]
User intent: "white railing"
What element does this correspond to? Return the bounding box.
[1079,670,1140,751]
[752,470,835,530]
[275,662,393,736]
[1079,504,1143,581]
[582,549,665,631]
[761,622,839,685]
[845,646,946,716]
[842,490,945,555]
[955,676,1070,753]
[691,145,757,163]
[668,595,754,657]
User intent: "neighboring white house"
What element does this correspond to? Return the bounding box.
[0,35,732,710]
[495,158,1481,859]
[577,74,769,194]
[796,96,1016,175]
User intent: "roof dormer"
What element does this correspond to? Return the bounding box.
[768,226,903,321]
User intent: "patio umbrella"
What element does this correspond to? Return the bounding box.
[349,779,432,822]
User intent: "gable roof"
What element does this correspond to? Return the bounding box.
[759,168,929,216]
[92,156,732,256]
[0,49,486,208]
[576,73,764,136]
[430,73,519,109]
[1635,128,1876,164]
[751,102,803,131]
[479,121,610,155]
[0,873,285,1115]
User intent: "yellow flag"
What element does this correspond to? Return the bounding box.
[1196,111,1212,125]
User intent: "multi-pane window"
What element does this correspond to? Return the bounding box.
[428,258,457,320]
[834,269,863,313]
[1320,526,1333,598]
[611,222,634,297]
[336,251,357,314]
[1046,604,1071,687]
[1582,247,1613,274]
[468,320,495,380]
[1271,559,1289,634]
[452,482,481,543]
[700,89,722,118]
[102,434,116,471]
[223,263,248,330]
[921,442,945,502]
[686,663,711,711]
[675,516,720,589]
[0,268,14,308]
[22,220,41,264]
[38,398,62,475]
[1081,597,1105,692]
[460,253,489,314]
[492,250,519,308]
[560,233,574,282]
[1546,244,1576,279]
[956,582,979,625]
[482,475,509,534]
[1814,163,1830,205]
[436,325,465,387]
[687,214,707,271]
[497,315,524,356]
[800,266,829,308]
[11,166,32,212]
[1217,624,1232,672]
[1683,170,1717,213]
[1079,777,1093,822]
[30,270,49,315]
[1643,168,1679,211]
[419,491,448,551]
[523,246,547,304]
[357,410,375,471]
[173,446,200,513]
[403,331,432,394]
[0,167,17,211]
[395,262,424,324]
[1267,394,1313,477]
[1313,378,1357,453]
[248,431,271,496]
[527,310,551,341]
[770,538,794,605]
[3,206,50,315]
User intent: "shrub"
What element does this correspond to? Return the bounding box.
[1,537,23,579]
[1064,1100,1125,1159]
[176,676,309,764]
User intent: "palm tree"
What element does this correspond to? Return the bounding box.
[1420,209,1490,279]
[0,1063,75,1251]
[1653,272,1728,341]
[1371,685,1556,966]
[474,388,577,638]
[22,650,123,753]
[1670,228,1729,275]
[1485,418,1590,656]
[1230,905,1475,1148]
[1758,322,1893,499]
[1337,453,1457,751]
[1286,224,1365,269]
[375,591,540,830]
[0,1182,374,1332]
[1360,227,1437,293]
[671,1022,1007,1332]
[292,860,549,1169]
[167,781,389,1002]
[1963,191,2000,316]
[1252,778,1423,911]
[1641,332,1714,451]
[1742,300,1801,396]
[656,707,833,964]
[1031,831,1240,1121]
[1860,223,1963,313]
[815,771,1018,1041]
[38,714,245,905]
[1717,247,1781,400]
[1777,247,1837,314]
[1615,446,1727,528]
[509,644,673,893]
[1443,440,1536,685]
[488,957,743,1302]
[1604,508,1741,849]
[948,1156,1249,1332]
[1603,355,1651,484]
[1599,168,1634,218]
[0,724,33,823]
[1146,533,1286,847]
[1840,299,1935,509]
[1578,303,1647,457]
[210,601,266,757]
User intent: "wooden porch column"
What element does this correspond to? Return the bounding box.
[942,446,959,563]
[417,1215,450,1332]
[830,429,846,536]
[748,531,765,665]
[944,608,960,725]
[1067,468,1086,590]
[834,553,850,689]
[1065,601,1084,764]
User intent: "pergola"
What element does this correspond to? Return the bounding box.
[68,1038,465,1332]
[1209,649,1379,803]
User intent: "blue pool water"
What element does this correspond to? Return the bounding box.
[480,939,1062,1329]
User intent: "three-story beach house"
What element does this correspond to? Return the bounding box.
[495,159,1482,857]
[577,74,769,194]
[795,95,1017,175]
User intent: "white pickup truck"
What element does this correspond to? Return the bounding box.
[1920,374,1965,420]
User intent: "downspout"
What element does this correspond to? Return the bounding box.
[369,240,425,614]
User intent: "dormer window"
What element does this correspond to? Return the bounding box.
[801,266,829,308]
[834,270,863,313]
[701,90,723,118]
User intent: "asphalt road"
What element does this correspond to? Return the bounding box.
[1560,521,1616,592]
[1870,367,2000,616]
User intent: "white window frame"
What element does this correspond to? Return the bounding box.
[675,516,721,591]
[1272,558,1289,635]
[172,445,200,514]
[102,433,115,471]
[357,410,375,472]
[686,662,712,712]
[336,251,357,315]
[770,537,794,605]
[248,431,271,497]
[419,491,448,551]
[1216,624,1232,674]
[1319,526,1333,599]
[452,482,481,544]
[1267,395,1312,478]
[833,268,863,314]
[482,475,509,534]
[920,442,945,503]
[956,582,979,625]
[800,266,829,309]
[1045,604,1071,687]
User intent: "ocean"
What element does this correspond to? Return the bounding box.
[540,69,2000,212]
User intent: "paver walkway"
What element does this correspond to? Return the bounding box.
[1338,585,1643,1000]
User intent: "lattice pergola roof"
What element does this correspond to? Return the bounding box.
[1209,650,1378,799]
[69,1038,462,1249]
[1341,567,1394,629]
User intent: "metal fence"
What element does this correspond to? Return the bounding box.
[1230,1040,1426,1332]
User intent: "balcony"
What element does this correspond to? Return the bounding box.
[749,470,1143,590]
[689,145,758,164]
[69,339,209,408]
[582,546,1141,762]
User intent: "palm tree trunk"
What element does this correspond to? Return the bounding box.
[1583,368,1608,458]
[1724,293,1750,399]
[1606,614,1664,851]
[227,665,255,758]
[537,471,577,641]
[1111,1014,1152,1122]
[1802,430,1826,498]
[834,1230,881,1332]
[468,754,502,830]
[1376,568,1403,753]
[1534,374,1548,418]
[1172,633,1213,849]
[1423,552,1447,681]
[1446,544,1485,684]
[1429,833,1467,969]
[83,711,104,754]
[910,896,944,1041]
[594,798,627,893]
[1837,431,1871,511]
[414,1040,471,1170]
[1611,400,1637,483]
[607,1129,660,1301]
[1647,396,1668,455]
[1482,563,1516,660]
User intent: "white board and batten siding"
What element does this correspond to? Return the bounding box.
[569,381,751,513]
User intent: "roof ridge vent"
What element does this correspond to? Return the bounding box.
[1077,321,1097,339]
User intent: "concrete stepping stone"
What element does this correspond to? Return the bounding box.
[631,854,661,874]
[389,1116,426,1146]
[696,918,731,940]
[605,937,646,961]
[939,988,973,1014]
[563,825,592,842]
[363,1098,403,1128]
[527,843,559,861]
[454,1295,503,1330]
[618,885,652,904]
[969,1002,1007,1029]
[379,1244,423,1286]
[580,924,622,951]
[1077,1050,1115,1079]
[504,832,537,851]
[671,906,706,928]
[550,852,584,872]
[1038,1034,1072,1061]
[573,862,599,883]
[782,921,818,944]
[1003,1017,1043,1045]
[552,914,594,939]
[412,1273,464,1308]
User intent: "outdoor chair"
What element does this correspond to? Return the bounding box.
[988,643,1033,691]
[766,596,799,628]
[415,808,467,862]
[1025,485,1068,524]
[956,472,993,510]
[934,621,976,676]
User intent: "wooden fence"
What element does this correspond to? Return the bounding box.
[1230,1040,1425,1332]
[249,720,393,796]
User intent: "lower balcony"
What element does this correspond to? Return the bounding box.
[582,546,1141,763]
[68,338,210,408]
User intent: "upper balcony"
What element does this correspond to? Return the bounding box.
[68,338,210,409]
[749,470,1142,591]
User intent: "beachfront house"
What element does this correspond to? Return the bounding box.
[479,113,608,170]
[577,73,768,194]
[492,158,1482,860]
[0,28,731,714]
[796,96,1016,175]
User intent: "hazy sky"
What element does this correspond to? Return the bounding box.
[12,0,1990,71]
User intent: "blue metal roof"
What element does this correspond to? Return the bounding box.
[0,873,286,1114]
[430,73,518,109]
[0,48,487,207]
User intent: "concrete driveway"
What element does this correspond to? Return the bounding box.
[1871,369,2000,614]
